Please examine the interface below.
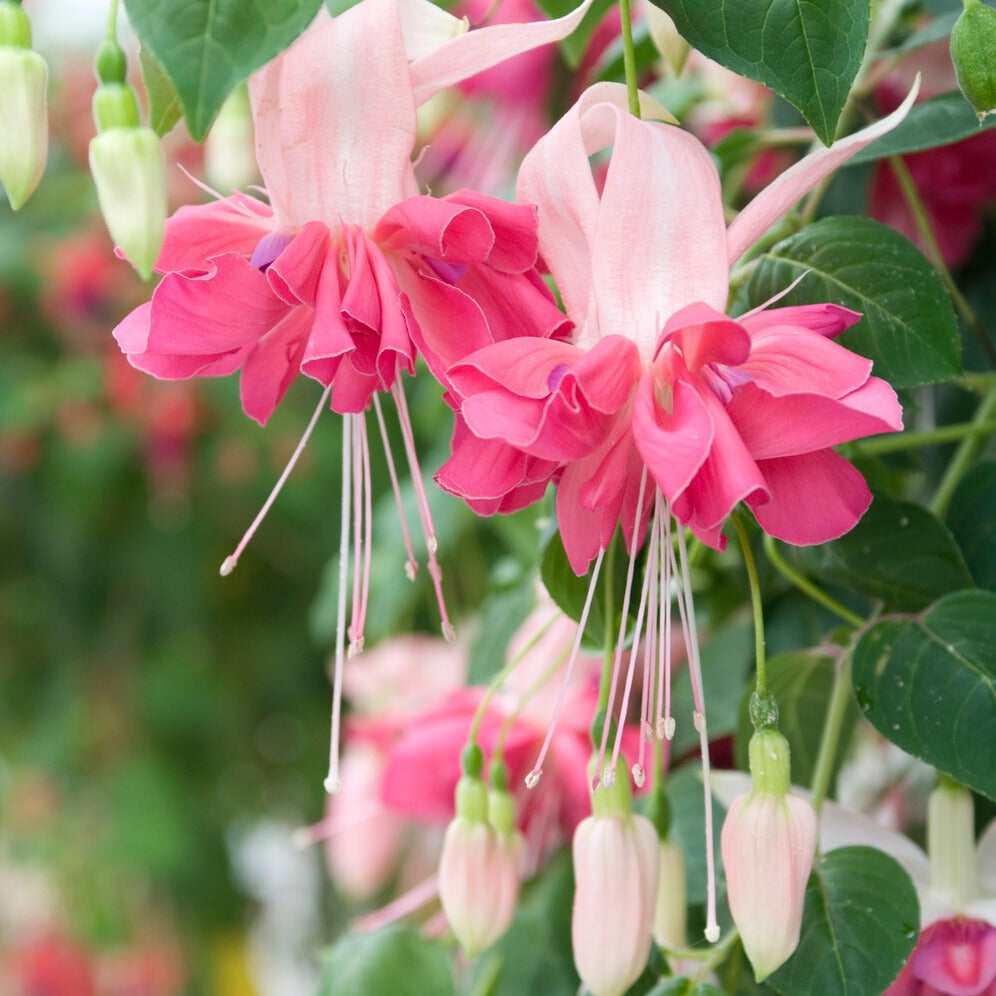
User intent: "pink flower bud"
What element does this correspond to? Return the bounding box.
[438,774,523,956]
[721,730,817,982]
[572,810,659,996]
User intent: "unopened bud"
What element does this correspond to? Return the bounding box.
[0,2,47,210]
[951,0,996,122]
[572,802,659,996]
[720,729,817,981]
[89,125,166,279]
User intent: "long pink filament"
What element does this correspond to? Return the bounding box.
[220,385,332,576]
[524,547,605,789]
[325,413,353,795]
[636,500,659,778]
[349,413,364,655]
[594,468,648,789]
[391,380,454,642]
[371,393,418,581]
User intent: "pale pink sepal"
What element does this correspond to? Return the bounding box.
[726,78,921,267]
[249,0,419,234]
[572,813,659,996]
[721,791,818,982]
[408,0,594,106]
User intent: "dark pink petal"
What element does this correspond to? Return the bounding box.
[727,378,902,460]
[557,459,620,574]
[156,193,272,273]
[909,918,996,996]
[662,302,751,373]
[113,302,152,354]
[128,347,246,381]
[632,372,714,504]
[341,229,383,340]
[747,449,872,545]
[375,195,496,263]
[366,241,416,386]
[300,257,355,386]
[452,338,582,400]
[443,189,540,271]
[330,362,381,415]
[146,254,290,356]
[239,307,313,425]
[394,264,493,386]
[739,319,874,399]
[266,221,329,307]
[740,303,862,339]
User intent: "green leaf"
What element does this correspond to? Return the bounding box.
[852,589,996,800]
[471,851,579,996]
[124,0,323,141]
[768,846,919,996]
[665,765,725,905]
[317,926,454,996]
[735,649,858,788]
[946,461,996,592]
[847,91,996,165]
[468,579,537,685]
[650,0,870,145]
[746,217,961,389]
[788,496,975,613]
[138,45,183,136]
[325,0,362,13]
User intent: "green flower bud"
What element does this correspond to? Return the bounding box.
[0,45,47,210]
[88,126,166,280]
[951,0,996,123]
[0,2,31,50]
[748,727,791,798]
[95,39,127,85]
[92,81,140,132]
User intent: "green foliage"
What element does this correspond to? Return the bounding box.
[788,496,976,613]
[852,590,996,800]
[317,926,455,996]
[746,217,962,389]
[650,0,870,145]
[138,45,183,136]
[946,461,996,591]
[123,0,323,140]
[768,847,919,995]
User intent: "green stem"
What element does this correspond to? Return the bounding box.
[887,154,996,365]
[618,0,641,118]
[763,534,865,628]
[106,0,119,39]
[731,509,767,695]
[467,610,558,745]
[930,385,996,517]
[809,653,854,816]
[855,420,996,455]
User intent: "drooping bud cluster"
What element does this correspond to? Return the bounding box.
[438,747,523,957]
[720,728,817,982]
[88,38,166,280]
[0,0,47,210]
[572,768,659,996]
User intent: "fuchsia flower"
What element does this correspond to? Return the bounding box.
[439,80,917,570]
[111,0,590,795]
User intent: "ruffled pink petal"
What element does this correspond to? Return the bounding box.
[740,303,862,339]
[331,364,381,415]
[739,319,874,399]
[113,302,153,354]
[443,189,540,272]
[671,387,768,545]
[392,265,492,387]
[726,81,920,267]
[266,221,329,307]
[374,195,496,263]
[408,0,593,106]
[239,307,313,425]
[300,254,355,386]
[249,0,419,234]
[747,448,872,545]
[451,338,582,400]
[662,302,751,372]
[632,371,714,504]
[146,255,290,356]
[727,378,902,460]
[909,918,996,996]
[156,193,273,273]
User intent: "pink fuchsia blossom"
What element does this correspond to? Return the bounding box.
[114,0,582,424]
[572,780,659,996]
[439,80,917,571]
